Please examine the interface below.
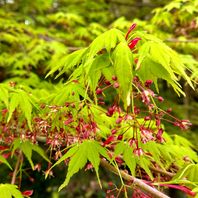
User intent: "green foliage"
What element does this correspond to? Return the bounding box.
[173,163,198,183]
[114,142,136,176]
[0,184,23,198]
[0,155,12,170]
[134,33,193,94]
[0,0,198,197]
[11,139,49,169]
[46,48,87,78]
[0,85,38,130]
[113,42,133,108]
[0,84,9,108]
[48,140,109,191]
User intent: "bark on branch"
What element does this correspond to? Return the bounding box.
[100,159,170,198]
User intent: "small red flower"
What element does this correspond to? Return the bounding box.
[128,37,141,49]
[112,75,117,81]
[1,108,8,116]
[22,190,33,197]
[180,120,192,130]
[134,58,139,64]
[133,148,144,156]
[157,96,164,102]
[113,82,119,88]
[96,88,103,95]
[116,117,123,124]
[105,80,111,85]
[115,156,124,164]
[85,163,93,171]
[103,135,115,145]
[64,118,73,125]
[117,134,123,140]
[111,129,117,134]
[125,23,137,40]
[129,138,137,147]
[144,116,151,121]
[145,80,153,87]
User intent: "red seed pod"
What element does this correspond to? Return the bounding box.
[173,121,180,127]
[96,88,103,95]
[106,106,115,117]
[180,120,192,130]
[85,163,93,171]
[128,37,141,49]
[113,82,119,88]
[112,75,117,81]
[98,97,104,101]
[158,96,164,102]
[2,152,11,159]
[156,128,164,139]
[106,190,111,194]
[105,80,111,85]
[103,135,115,145]
[1,108,8,116]
[166,108,172,113]
[117,135,123,140]
[115,156,124,164]
[0,145,9,151]
[183,156,191,162]
[22,190,33,196]
[156,119,161,127]
[34,163,41,172]
[108,181,114,186]
[65,102,70,107]
[157,136,165,143]
[71,103,75,108]
[145,80,153,87]
[72,79,79,83]
[134,106,140,114]
[116,117,122,124]
[129,138,137,147]
[133,148,144,156]
[64,118,73,125]
[125,23,137,40]
[144,116,151,121]
[111,129,117,134]
[134,58,139,64]
[133,76,139,82]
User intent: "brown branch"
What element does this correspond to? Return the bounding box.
[101,159,170,198]
[165,38,198,43]
[11,150,23,185]
[150,166,175,178]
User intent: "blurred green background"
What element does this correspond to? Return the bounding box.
[0,0,198,197]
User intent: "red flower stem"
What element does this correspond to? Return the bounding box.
[157,108,181,122]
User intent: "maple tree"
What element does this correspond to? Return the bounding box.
[0,0,198,197]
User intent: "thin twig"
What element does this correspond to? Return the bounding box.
[165,38,198,43]
[101,159,170,198]
[150,166,175,178]
[11,150,23,185]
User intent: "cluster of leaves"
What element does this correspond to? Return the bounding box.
[0,21,198,197]
[110,0,198,145]
[0,0,198,197]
